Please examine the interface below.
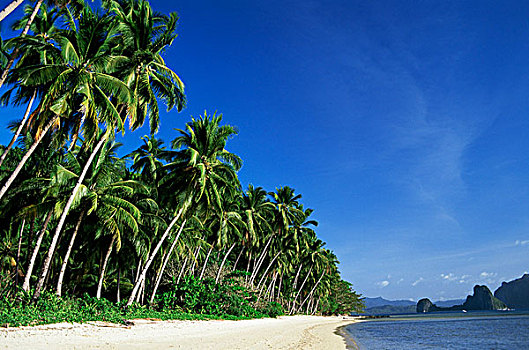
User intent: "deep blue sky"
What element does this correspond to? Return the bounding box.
[2,0,529,301]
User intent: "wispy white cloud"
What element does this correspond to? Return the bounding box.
[480,272,497,278]
[459,274,471,284]
[376,280,390,288]
[515,240,529,246]
[412,277,424,286]
[441,273,457,281]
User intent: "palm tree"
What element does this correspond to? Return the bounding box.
[51,140,144,297]
[103,0,186,133]
[126,111,242,306]
[127,135,170,182]
[0,2,62,169]
[0,0,46,88]
[0,4,131,202]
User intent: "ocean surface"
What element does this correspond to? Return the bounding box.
[343,311,529,349]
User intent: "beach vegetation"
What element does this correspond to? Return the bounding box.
[0,0,363,327]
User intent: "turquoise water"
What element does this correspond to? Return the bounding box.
[343,312,529,349]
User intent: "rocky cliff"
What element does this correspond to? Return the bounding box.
[417,285,506,312]
[494,274,529,309]
[462,285,506,310]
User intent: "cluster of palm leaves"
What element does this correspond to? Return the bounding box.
[0,0,363,315]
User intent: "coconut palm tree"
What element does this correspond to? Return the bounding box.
[103,0,186,133]
[0,4,131,203]
[0,0,46,88]
[126,111,241,306]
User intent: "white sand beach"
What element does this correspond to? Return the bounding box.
[0,315,355,349]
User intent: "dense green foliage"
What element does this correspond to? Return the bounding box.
[0,0,363,326]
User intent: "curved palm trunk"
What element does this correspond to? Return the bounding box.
[22,210,52,292]
[0,0,45,88]
[290,265,313,315]
[0,115,58,202]
[299,270,325,311]
[116,265,121,303]
[277,274,283,302]
[126,203,188,307]
[15,219,25,287]
[176,256,188,284]
[249,235,274,284]
[256,251,280,289]
[96,236,116,299]
[260,272,277,301]
[292,264,303,292]
[288,264,303,310]
[148,219,186,304]
[0,0,24,23]
[33,136,106,300]
[0,91,36,168]
[189,246,200,276]
[245,252,252,283]
[199,246,213,280]
[311,298,320,315]
[232,246,244,272]
[215,243,236,284]
[56,210,85,297]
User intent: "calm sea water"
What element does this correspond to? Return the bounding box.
[343,312,529,349]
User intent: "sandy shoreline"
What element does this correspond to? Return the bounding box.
[0,315,356,349]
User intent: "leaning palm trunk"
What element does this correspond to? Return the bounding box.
[311,298,320,315]
[245,252,252,283]
[96,236,116,299]
[176,256,188,284]
[126,203,188,307]
[256,251,280,290]
[298,270,325,311]
[215,243,236,284]
[0,0,24,23]
[288,264,303,310]
[292,264,302,293]
[267,274,277,301]
[0,115,58,201]
[15,219,25,287]
[0,91,36,168]
[262,272,277,301]
[0,0,45,88]
[136,278,145,303]
[290,265,313,315]
[116,266,121,303]
[33,135,106,300]
[199,246,213,280]
[232,246,244,272]
[189,246,201,276]
[148,220,187,304]
[249,235,274,284]
[276,274,283,303]
[22,210,52,292]
[56,210,85,297]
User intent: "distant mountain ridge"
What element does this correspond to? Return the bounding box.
[364,297,464,309]
[363,297,416,309]
[363,297,464,315]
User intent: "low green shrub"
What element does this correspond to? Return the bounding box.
[0,277,284,328]
[156,275,284,318]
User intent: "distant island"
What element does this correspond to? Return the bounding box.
[417,285,506,312]
[363,297,464,315]
[494,274,529,309]
[417,274,529,313]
